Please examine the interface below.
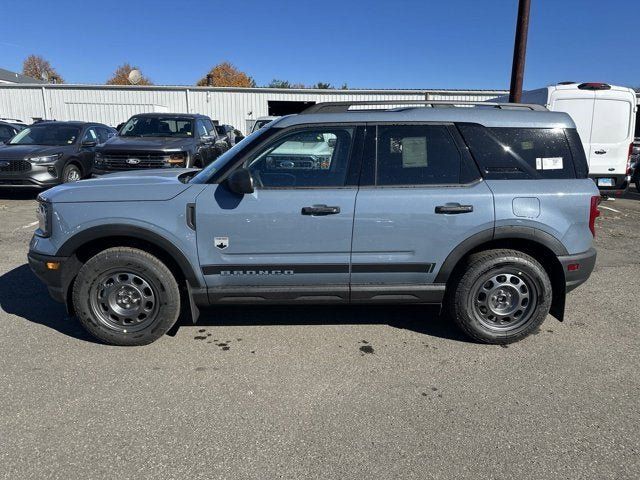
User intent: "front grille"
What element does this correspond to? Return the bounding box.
[0,159,32,173]
[99,152,168,170]
[266,155,317,170]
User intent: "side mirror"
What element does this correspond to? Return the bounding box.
[226,168,254,195]
[82,140,97,147]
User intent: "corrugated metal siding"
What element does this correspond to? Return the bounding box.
[0,85,506,134]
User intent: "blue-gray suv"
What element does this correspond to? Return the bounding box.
[27,101,600,346]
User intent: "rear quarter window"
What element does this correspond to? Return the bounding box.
[457,125,579,180]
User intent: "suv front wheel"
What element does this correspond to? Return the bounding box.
[448,249,552,344]
[72,247,181,346]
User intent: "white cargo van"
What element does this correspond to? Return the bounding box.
[495,83,637,193]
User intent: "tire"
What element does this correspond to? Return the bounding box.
[72,247,181,346]
[634,175,640,194]
[447,249,552,344]
[62,163,82,183]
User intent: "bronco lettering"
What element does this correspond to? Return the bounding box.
[220,270,295,276]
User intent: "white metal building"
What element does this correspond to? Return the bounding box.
[0,84,508,134]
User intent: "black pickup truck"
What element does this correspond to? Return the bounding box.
[93,113,231,173]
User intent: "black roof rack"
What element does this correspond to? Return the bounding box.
[301,100,547,114]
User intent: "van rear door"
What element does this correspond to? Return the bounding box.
[588,89,634,178]
[549,89,595,168]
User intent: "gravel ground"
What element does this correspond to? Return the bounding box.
[0,188,638,480]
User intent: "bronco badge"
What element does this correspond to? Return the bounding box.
[214,237,229,250]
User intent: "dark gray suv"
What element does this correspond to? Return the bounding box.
[0,121,116,187]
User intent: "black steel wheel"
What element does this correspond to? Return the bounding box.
[72,247,181,346]
[448,249,552,344]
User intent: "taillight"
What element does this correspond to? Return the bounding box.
[589,196,601,237]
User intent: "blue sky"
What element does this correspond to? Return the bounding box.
[2,0,637,90]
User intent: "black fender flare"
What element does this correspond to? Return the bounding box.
[56,224,202,287]
[434,226,568,284]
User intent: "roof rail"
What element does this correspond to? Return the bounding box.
[301,100,547,114]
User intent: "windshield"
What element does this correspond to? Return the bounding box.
[190,127,272,183]
[8,125,80,146]
[0,124,16,142]
[252,119,273,132]
[120,116,194,138]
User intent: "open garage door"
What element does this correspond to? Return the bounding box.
[268,100,316,116]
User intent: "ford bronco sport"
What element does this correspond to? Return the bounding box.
[28,100,600,346]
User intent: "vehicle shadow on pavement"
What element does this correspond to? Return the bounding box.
[0,189,40,200]
[190,304,469,343]
[0,264,93,342]
[0,263,467,344]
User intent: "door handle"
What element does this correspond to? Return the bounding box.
[435,204,474,214]
[595,150,607,155]
[301,204,341,216]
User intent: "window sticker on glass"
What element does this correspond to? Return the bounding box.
[536,157,563,170]
[521,141,534,150]
[401,137,428,168]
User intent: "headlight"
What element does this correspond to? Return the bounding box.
[35,198,52,238]
[168,152,187,166]
[27,153,62,164]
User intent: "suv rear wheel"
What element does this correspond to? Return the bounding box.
[448,249,552,344]
[72,247,181,346]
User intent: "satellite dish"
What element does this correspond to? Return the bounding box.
[128,69,142,85]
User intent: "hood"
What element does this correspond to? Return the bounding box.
[0,144,68,159]
[41,169,199,203]
[98,136,193,152]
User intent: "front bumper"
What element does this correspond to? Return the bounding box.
[27,251,81,304]
[0,162,63,188]
[558,247,597,293]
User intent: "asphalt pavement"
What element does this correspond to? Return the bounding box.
[0,188,638,479]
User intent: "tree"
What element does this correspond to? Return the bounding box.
[268,79,291,89]
[313,82,332,89]
[106,63,153,85]
[196,62,254,87]
[22,55,64,83]
[341,83,349,90]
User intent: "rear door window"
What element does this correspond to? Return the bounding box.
[375,125,462,185]
[458,125,577,179]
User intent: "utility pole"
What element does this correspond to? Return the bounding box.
[509,0,531,103]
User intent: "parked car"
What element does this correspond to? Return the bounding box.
[215,124,244,147]
[494,82,637,194]
[93,113,230,173]
[251,116,279,133]
[0,120,21,143]
[28,100,600,346]
[0,121,116,187]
